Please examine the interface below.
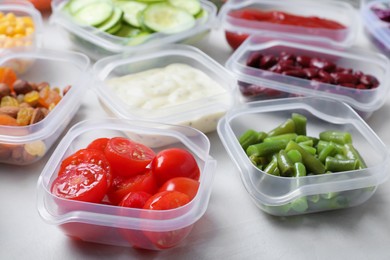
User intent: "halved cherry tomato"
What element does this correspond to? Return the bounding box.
[27,0,52,12]
[51,163,108,203]
[107,170,158,205]
[119,191,152,209]
[151,148,200,186]
[225,31,249,50]
[104,137,155,177]
[86,138,109,152]
[59,149,112,187]
[159,177,199,201]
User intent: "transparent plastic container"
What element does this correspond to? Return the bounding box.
[92,44,235,134]
[37,118,217,250]
[0,0,43,55]
[225,36,390,119]
[361,0,390,56]
[217,97,390,216]
[50,0,217,60]
[0,49,90,165]
[218,0,358,50]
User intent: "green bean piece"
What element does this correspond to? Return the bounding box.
[277,150,294,177]
[334,154,347,160]
[325,157,358,172]
[239,129,268,150]
[295,135,310,143]
[316,140,343,154]
[318,141,336,163]
[263,133,297,143]
[271,167,280,176]
[290,197,308,212]
[285,140,326,174]
[292,113,307,135]
[319,130,352,145]
[267,118,295,137]
[342,143,367,169]
[264,155,279,175]
[246,140,287,157]
[320,192,339,200]
[294,162,306,177]
[307,194,320,203]
[249,154,267,168]
[299,143,317,155]
[298,139,313,147]
[287,149,302,163]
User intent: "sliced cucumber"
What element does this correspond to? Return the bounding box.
[106,21,122,34]
[114,24,142,37]
[126,31,152,46]
[168,0,201,16]
[66,0,110,15]
[115,1,147,28]
[135,0,165,2]
[141,3,195,34]
[97,6,123,32]
[73,2,114,26]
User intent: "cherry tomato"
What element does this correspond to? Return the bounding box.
[225,31,249,50]
[59,148,112,187]
[104,137,155,178]
[27,0,52,12]
[86,138,109,152]
[51,163,108,203]
[107,170,158,205]
[159,177,200,201]
[119,191,152,209]
[151,148,200,186]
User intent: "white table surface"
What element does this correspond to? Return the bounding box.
[1,7,390,260]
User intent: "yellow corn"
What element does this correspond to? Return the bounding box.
[0,11,35,48]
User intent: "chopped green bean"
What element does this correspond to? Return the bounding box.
[292,113,307,135]
[297,139,314,147]
[287,149,302,163]
[285,140,326,174]
[246,140,287,157]
[318,141,336,163]
[264,133,297,143]
[342,143,367,169]
[317,140,343,154]
[294,162,306,177]
[239,129,267,150]
[267,118,295,137]
[298,143,317,155]
[277,150,294,177]
[319,130,352,145]
[264,155,278,175]
[290,197,308,212]
[325,157,358,172]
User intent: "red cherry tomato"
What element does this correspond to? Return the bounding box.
[51,163,108,203]
[104,137,155,178]
[151,148,200,186]
[107,170,159,205]
[86,138,109,152]
[158,177,199,201]
[225,31,249,50]
[119,191,152,209]
[59,148,113,187]
[27,0,51,12]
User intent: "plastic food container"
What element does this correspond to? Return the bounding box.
[37,118,217,250]
[217,97,390,216]
[0,49,90,165]
[92,44,235,134]
[50,0,217,60]
[218,0,358,50]
[225,36,390,119]
[0,0,43,55]
[361,0,390,56]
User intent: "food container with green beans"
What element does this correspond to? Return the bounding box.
[217,97,390,216]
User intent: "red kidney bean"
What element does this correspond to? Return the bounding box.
[282,70,307,78]
[296,55,311,67]
[246,52,262,68]
[359,74,379,88]
[260,55,278,69]
[280,52,296,62]
[333,73,359,85]
[303,68,319,79]
[310,58,336,72]
[318,70,334,84]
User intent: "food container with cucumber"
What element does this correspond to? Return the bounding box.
[217,97,390,216]
[50,0,216,59]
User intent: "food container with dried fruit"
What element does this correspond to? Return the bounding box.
[217,0,358,50]
[50,0,217,60]
[361,0,390,56]
[92,44,235,134]
[217,97,390,216]
[0,0,43,54]
[37,118,217,250]
[0,48,90,165]
[225,35,390,119]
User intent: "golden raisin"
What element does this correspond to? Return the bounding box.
[16,107,33,126]
[1,96,18,107]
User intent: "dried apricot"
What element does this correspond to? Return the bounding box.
[0,114,18,126]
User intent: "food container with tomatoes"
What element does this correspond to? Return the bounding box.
[217,97,390,216]
[37,118,217,250]
[0,0,43,54]
[361,0,390,56]
[92,44,235,134]
[50,0,217,60]
[0,48,90,165]
[225,35,390,119]
[217,0,358,50]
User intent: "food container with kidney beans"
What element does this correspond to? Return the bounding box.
[361,0,390,56]
[217,0,358,50]
[37,118,217,250]
[217,97,390,216]
[0,49,90,165]
[225,35,390,119]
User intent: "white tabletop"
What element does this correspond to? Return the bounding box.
[1,8,390,260]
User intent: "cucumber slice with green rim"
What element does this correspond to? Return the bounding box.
[106,21,122,34]
[115,1,147,28]
[141,3,196,34]
[168,0,201,16]
[126,31,151,46]
[66,0,110,15]
[97,6,123,32]
[114,24,142,37]
[73,2,114,26]
[195,8,207,20]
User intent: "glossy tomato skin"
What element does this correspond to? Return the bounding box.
[159,177,199,201]
[28,0,52,12]
[86,138,109,152]
[225,31,249,50]
[119,191,152,209]
[104,137,155,178]
[59,148,112,188]
[107,170,159,205]
[151,148,200,186]
[51,163,108,203]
